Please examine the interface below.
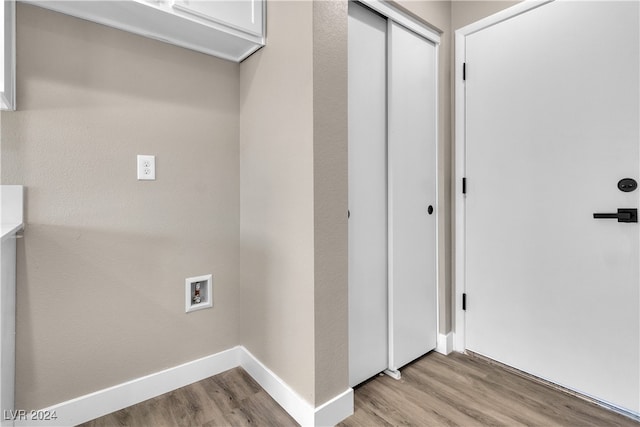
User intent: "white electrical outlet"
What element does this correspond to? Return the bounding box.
[137,155,156,180]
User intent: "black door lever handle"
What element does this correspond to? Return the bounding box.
[593,208,637,223]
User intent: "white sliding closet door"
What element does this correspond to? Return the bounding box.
[348,2,388,387]
[349,2,438,386]
[388,21,437,370]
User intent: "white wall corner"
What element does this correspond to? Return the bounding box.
[238,346,314,425]
[238,346,354,426]
[435,332,453,355]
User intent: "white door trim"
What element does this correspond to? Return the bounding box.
[453,0,554,352]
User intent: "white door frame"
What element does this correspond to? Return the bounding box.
[353,0,445,364]
[453,0,554,352]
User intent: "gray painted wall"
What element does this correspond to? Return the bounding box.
[2,4,240,409]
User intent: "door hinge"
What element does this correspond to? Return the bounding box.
[462,177,467,194]
[462,293,467,311]
[463,63,466,81]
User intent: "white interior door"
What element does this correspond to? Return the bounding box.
[348,2,388,387]
[464,0,639,413]
[388,21,437,371]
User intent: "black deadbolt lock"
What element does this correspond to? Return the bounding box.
[618,178,637,192]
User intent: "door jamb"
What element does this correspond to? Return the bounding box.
[453,0,554,352]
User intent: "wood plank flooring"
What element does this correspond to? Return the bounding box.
[81,352,639,426]
[340,352,638,427]
[79,368,298,427]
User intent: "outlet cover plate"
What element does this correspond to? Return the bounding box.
[137,155,156,180]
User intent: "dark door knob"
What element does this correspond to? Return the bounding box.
[427,205,434,215]
[618,178,637,192]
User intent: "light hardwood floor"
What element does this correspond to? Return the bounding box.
[80,367,297,427]
[81,352,639,426]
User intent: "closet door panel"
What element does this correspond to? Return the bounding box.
[388,21,437,370]
[348,2,388,387]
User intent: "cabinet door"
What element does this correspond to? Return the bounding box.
[173,0,263,38]
[0,0,15,110]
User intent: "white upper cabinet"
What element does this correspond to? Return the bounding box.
[173,0,263,38]
[1,0,15,111]
[23,0,265,62]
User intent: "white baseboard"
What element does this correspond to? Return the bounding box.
[16,347,240,427]
[435,332,453,355]
[238,346,353,426]
[239,346,314,425]
[314,388,354,427]
[17,346,353,427]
